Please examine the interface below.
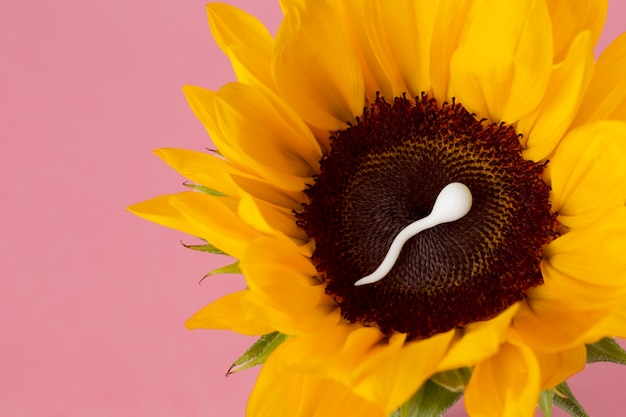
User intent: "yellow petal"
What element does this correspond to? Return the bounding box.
[250,296,340,337]
[546,0,607,63]
[543,207,626,290]
[512,297,616,353]
[430,0,486,103]
[240,238,339,335]
[238,193,307,245]
[241,237,317,282]
[247,349,318,417]
[465,342,540,417]
[315,379,386,417]
[185,290,274,335]
[248,284,328,319]
[335,0,394,101]
[274,323,358,375]
[534,345,586,389]
[169,192,261,259]
[574,32,626,125]
[230,173,305,211]
[320,326,394,386]
[277,0,305,13]
[206,3,275,90]
[128,193,200,238]
[450,0,552,123]
[549,121,626,228]
[272,322,453,414]
[272,0,364,130]
[438,303,519,371]
[213,82,321,191]
[182,85,253,171]
[412,0,440,93]
[540,261,626,312]
[573,304,626,342]
[596,305,626,339]
[519,31,594,162]
[248,341,385,417]
[154,148,241,196]
[351,330,455,413]
[362,0,438,98]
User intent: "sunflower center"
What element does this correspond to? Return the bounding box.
[298,95,556,340]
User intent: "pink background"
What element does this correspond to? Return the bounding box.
[1,1,625,416]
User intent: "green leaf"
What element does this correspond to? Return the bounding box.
[183,181,226,196]
[430,368,471,393]
[586,337,626,365]
[552,381,589,417]
[389,379,462,417]
[181,241,227,255]
[228,332,288,375]
[539,389,553,417]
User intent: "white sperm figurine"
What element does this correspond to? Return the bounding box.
[354,182,473,286]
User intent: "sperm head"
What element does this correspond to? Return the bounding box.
[430,182,473,224]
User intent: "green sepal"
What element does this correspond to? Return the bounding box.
[183,181,226,196]
[586,337,626,365]
[538,389,553,417]
[181,241,227,255]
[551,381,589,417]
[430,367,472,393]
[227,332,288,375]
[389,379,462,417]
[200,261,241,282]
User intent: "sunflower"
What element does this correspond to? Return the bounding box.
[129,0,626,416]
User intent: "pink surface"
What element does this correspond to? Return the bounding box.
[1,1,625,416]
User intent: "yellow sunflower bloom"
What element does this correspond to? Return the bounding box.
[129,0,626,416]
